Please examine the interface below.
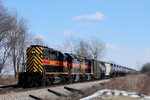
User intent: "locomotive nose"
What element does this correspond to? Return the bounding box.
[26,46,43,73]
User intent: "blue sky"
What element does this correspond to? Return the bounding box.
[3,0,150,70]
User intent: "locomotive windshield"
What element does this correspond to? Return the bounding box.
[43,49,49,60]
[28,52,41,57]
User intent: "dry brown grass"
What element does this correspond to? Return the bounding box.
[64,74,150,100]
[0,75,17,85]
[93,74,150,96]
[103,74,148,93]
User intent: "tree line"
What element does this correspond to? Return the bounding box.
[140,63,150,76]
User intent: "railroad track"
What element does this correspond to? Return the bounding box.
[0,85,84,100]
[29,87,84,100]
[0,79,110,100]
[0,78,109,95]
[0,85,87,100]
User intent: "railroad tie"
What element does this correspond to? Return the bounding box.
[92,86,96,88]
[99,83,105,86]
[47,89,67,97]
[29,94,43,100]
[64,86,84,95]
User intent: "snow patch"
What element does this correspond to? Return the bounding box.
[106,92,112,95]
[80,89,150,100]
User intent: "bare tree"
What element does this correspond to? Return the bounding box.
[61,37,105,59]
[32,36,45,46]
[61,38,91,58]
[0,2,15,74]
[0,2,31,76]
[75,39,91,58]
[61,37,77,54]
[89,37,105,59]
[140,62,150,75]
[8,13,29,77]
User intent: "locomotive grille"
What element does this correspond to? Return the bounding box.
[26,47,43,73]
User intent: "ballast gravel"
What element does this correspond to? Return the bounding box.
[0,79,109,100]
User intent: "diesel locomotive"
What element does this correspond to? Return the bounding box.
[18,45,137,87]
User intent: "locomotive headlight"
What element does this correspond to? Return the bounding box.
[32,51,35,53]
[34,70,36,72]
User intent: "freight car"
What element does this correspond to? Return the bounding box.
[18,45,137,87]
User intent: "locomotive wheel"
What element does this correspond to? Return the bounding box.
[36,78,43,87]
[79,75,85,82]
[90,75,94,81]
[70,75,76,83]
[67,75,74,83]
[60,76,67,84]
[44,76,54,86]
[48,77,54,85]
[45,78,51,86]
[25,77,35,88]
[30,80,35,87]
[84,75,88,81]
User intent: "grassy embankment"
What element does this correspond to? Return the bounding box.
[64,74,150,100]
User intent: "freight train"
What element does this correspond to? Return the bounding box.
[18,45,137,87]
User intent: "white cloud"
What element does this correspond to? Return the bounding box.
[62,30,75,38]
[73,12,104,20]
[106,44,121,50]
[77,23,92,26]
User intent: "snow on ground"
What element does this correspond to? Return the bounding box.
[80,89,150,100]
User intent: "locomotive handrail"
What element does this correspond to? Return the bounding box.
[79,57,85,77]
[17,64,20,77]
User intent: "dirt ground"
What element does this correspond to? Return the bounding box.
[0,75,17,85]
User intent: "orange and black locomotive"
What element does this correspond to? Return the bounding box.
[18,45,137,87]
[18,45,94,87]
